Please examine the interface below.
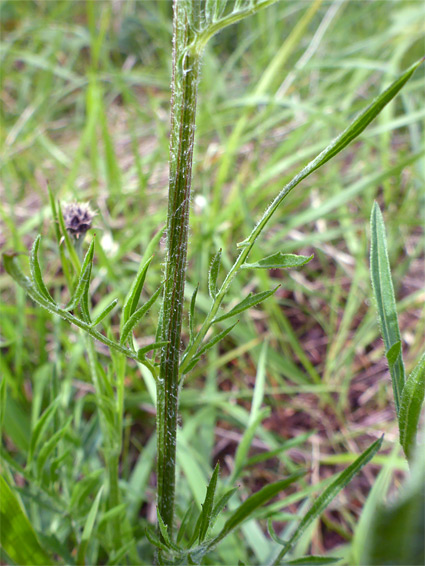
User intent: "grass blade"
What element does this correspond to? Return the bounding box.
[399,352,425,461]
[213,286,279,323]
[272,436,383,564]
[0,475,53,565]
[370,202,405,414]
[76,486,104,566]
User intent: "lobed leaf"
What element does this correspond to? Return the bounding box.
[120,284,163,345]
[29,236,55,304]
[272,437,383,564]
[121,255,154,331]
[370,202,405,414]
[399,352,425,461]
[242,252,313,270]
[0,475,53,565]
[208,249,222,299]
[213,286,279,323]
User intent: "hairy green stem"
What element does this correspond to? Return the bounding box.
[157,0,201,533]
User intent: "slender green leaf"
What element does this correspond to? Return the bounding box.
[242,252,313,270]
[272,437,383,564]
[48,186,72,287]
[232,408,270,483]
[157,510,181,552]
[208,249,222,299]
[137,341,169,360]
[3,252,139,361]
[28,398,60,464]
[213,286,279,323]
[199,462,220,543]
[0,475,53,565]
[90,299,118,327]
[209,487,239,530]
[197,321,238,357]
[76,486,104,566]
[280,557,341,565]
[189,283,199,345]
[399,352,425,460]
[241,59,423,257]
[120,284,163,345]
[36,416,72,478]
[386,341,402,367]
[145,526,170,553]
[0,378,6,431]
[209,472,304,549]
[65,238,95,312]
[361,436,425,566]
[182,355,202,375]
[121,255,154,330]
[370,202,405,414]
[57,202,81,272]
[30,236,55,303]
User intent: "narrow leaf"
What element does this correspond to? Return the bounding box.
[242,252,313,270]
[30,236,55,303]
[209,472,304,549]
[157,510,181,552]
[189,283,199,345]
[76,486,104,566]
[231,407,270,483]
[197,321,238,357]
[64,239,95,312]
[273,437,383,564]
[386,341,402,367]
[137,341,169,360]
[0,475,53,565]
[213,286,279,323]
[120,284,163,345]
[399,352,425,461]
[28,398,60,463]
[242,59,423,257]
[121,255,154,330]
[199,462,220,543]
[145,526,170,552]
[48,186,72,287]
[370,202,405,414]
[90,299,118,327]
[209,487,239,530]
[36,416,72,478]
[208,249,222,299]
[280,557,341,565]
[57,202,81,272]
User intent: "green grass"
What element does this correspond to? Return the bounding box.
[1,1,424,564]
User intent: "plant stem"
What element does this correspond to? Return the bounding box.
[157,0,201,534]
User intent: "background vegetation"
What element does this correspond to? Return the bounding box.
[1,0,424,564]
